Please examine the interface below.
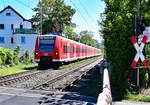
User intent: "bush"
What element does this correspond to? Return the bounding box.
[13,55,19,65]
[13,46,20,65]
[19,50,31,64]
[0,47,33,66]
[0,47,7,65]
[5,49,14,65]
[13,46,20,55]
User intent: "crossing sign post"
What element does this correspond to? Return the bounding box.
[131,35,148,68]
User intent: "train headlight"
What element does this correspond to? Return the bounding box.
[55,52,58,55]
[35,52,38,55]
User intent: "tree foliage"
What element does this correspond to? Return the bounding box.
[19,50,31,64]
[63,25,78,40]
[80,31,96,47]
[31,0,75,34]
[0,47,32,66]
[5,49,14,65]
[13,46,20,65]
[0,47,6,65]
[99,0,150,99]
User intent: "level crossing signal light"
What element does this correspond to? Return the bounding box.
[136,17,145,36]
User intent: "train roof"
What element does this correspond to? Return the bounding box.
[38,34,100,50]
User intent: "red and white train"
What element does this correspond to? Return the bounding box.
[34,35,101,67]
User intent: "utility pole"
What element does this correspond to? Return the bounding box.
[137,0,140,17]
[40,0,43,35]
[136,0,140,87]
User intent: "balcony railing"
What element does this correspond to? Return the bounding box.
[13,28,37,34]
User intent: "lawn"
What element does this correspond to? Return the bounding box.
[125,92,150,102]
[0,56,101,77]
[0,64,38,77]
[58,56,100,69]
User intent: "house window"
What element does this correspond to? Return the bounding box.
[0,37,4,43]
[0,24,4,29]
[6,13,11,16]
[11,24,13,30]
[20,24,23,29]
[11,37,14,44]
[21,36,25,44]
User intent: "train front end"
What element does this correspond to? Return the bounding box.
[34,35,60,66]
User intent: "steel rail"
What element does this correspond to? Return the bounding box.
[0,69,37,82]
[0,70,50,86]
[32,57,101,90]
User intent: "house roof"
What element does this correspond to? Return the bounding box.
[0,5,31,22]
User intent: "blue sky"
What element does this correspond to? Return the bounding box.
[0,0,105,42]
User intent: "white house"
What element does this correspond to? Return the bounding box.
[0,5,38,55]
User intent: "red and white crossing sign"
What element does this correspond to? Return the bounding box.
[131,35,148,68]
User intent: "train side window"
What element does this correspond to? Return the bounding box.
[65,46,66,53]
[74,47,75,53]
[67,46,69,53]
[63,45,65,53]
[73,47,74,53]
[66,45,67,53]
[65,45,66,53]
[68,46,70,53]
[61,40,62,48]
[76,48,77,53]
[70,46,71,53]
[69,46,70,53]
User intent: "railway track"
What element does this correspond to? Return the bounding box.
[0,69,37,82]
[0,57,102,90]
[0,69,50,86]
[32,57,103,90]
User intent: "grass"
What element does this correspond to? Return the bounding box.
[0,56,100,77]
[125,92,150,102]
[58,56,100,69]
[0,63,38,77]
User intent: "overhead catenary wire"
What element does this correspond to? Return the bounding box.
[69,0,94,30]
[15,0,32,10]
[77,0,95,23]
[3,0,5,8]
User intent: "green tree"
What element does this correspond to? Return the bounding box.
[0,47,7,65]
[13,46,20,65]
[20,50,31,64]
[99,0,136,99]
[99,0,150,99]
[5,49,14,65]
[63,25,78,40]
[80,31,96,47]
[31,0,75,34]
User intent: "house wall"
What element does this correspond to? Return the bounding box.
[14,34,38,55]
[0,7,37,56]
[0,8,31,34]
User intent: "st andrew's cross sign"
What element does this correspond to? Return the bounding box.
[130,35,148,68]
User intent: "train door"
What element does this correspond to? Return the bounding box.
[79,45,80,58]
[70,42,73,59]
[83,46,85,57]
[74,44,76,59]
[67,41,70,59]
[62,39,67,60]
[80,45,82,59]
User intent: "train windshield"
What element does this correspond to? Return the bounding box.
[39,36,56,53]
